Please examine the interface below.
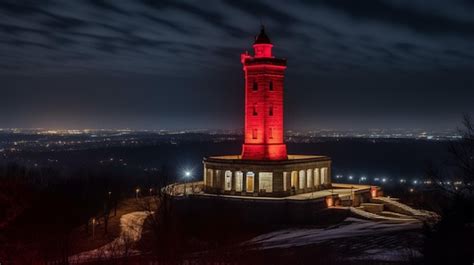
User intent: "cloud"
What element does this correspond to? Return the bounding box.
[0,0,473,76]
[301,0,474,37]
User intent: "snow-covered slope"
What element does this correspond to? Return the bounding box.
[244,217,421,249]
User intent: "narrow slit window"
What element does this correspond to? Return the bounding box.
[252,129,258,139]
[253,104,258,116]
[269,105,273,116]
[253,82,258,91]
[269,81,273,91]
[269,128,273,139]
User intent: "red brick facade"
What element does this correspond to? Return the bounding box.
[241,28,287,160]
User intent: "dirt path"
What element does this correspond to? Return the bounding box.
[68,211,152,264]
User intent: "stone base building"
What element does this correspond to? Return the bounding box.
[203,155,331,197]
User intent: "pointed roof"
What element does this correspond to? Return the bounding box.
[254,25,272,44]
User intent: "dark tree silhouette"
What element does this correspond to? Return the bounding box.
[424,114,474,265]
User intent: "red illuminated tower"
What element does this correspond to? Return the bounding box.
[241,26,287,160]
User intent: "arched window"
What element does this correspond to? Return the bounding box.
[321,167,328,185]
[252,129,258,139]
[306,169,313,188]
[299,170,306,190]
[224,170,232,191]
[259,172,273,193]
[269,128,273,139]
[246,172,255,192]
[291,171,298,189]
[253,81,258,91]
[314,168,320,187]
[235,171,243,192]
[269,81,273,91]
[269,105,273,116]
[206,169,214,186]
[253,104,258,116]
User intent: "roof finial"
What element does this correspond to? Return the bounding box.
[260,18,266,34]
[254,22,271,44]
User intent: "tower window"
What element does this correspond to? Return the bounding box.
[253,104,258,116]
[269,128,273,139]
[252,129,258,139]
[269,105,273,116]
[269,81,273,91]
[253,82,258,91]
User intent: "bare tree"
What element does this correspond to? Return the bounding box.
[423,114,474,265]
[428,114,474,197]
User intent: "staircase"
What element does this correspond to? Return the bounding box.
[347,197,439,223]
[370,197,439,223]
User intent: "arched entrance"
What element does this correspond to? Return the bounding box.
[246,172,255,192]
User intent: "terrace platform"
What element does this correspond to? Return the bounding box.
[203,154,333,197]
[167,182,379,207]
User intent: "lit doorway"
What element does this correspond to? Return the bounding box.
[246,172,255,192]
[291,171,298,189]
[259,172,273,193]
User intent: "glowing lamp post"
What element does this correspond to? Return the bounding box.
[184,170,192,195]
[325,195,334,207]
[92,218,96,240]
[370,186,378,198]
[135,188,140,199]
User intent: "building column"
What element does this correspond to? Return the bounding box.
[215,170,221,189]
[254,171,260,194]
[242,171,247,193]
[328,163,332,185]
[209,169,214,187]
[273,171,284,194]
[230,170,235,191]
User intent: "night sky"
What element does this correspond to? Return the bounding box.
[1,0,473,130]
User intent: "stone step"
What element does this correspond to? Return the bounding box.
[360,203,384,214]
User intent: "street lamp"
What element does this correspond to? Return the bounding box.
[92,218,96,240]
[135,188,140,199]
[184,170,192,195]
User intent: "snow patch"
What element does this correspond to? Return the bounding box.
[245,217,421,249]
[353,248,422,262]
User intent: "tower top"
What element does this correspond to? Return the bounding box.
[251,25,274,58]
[254,25,271,45]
